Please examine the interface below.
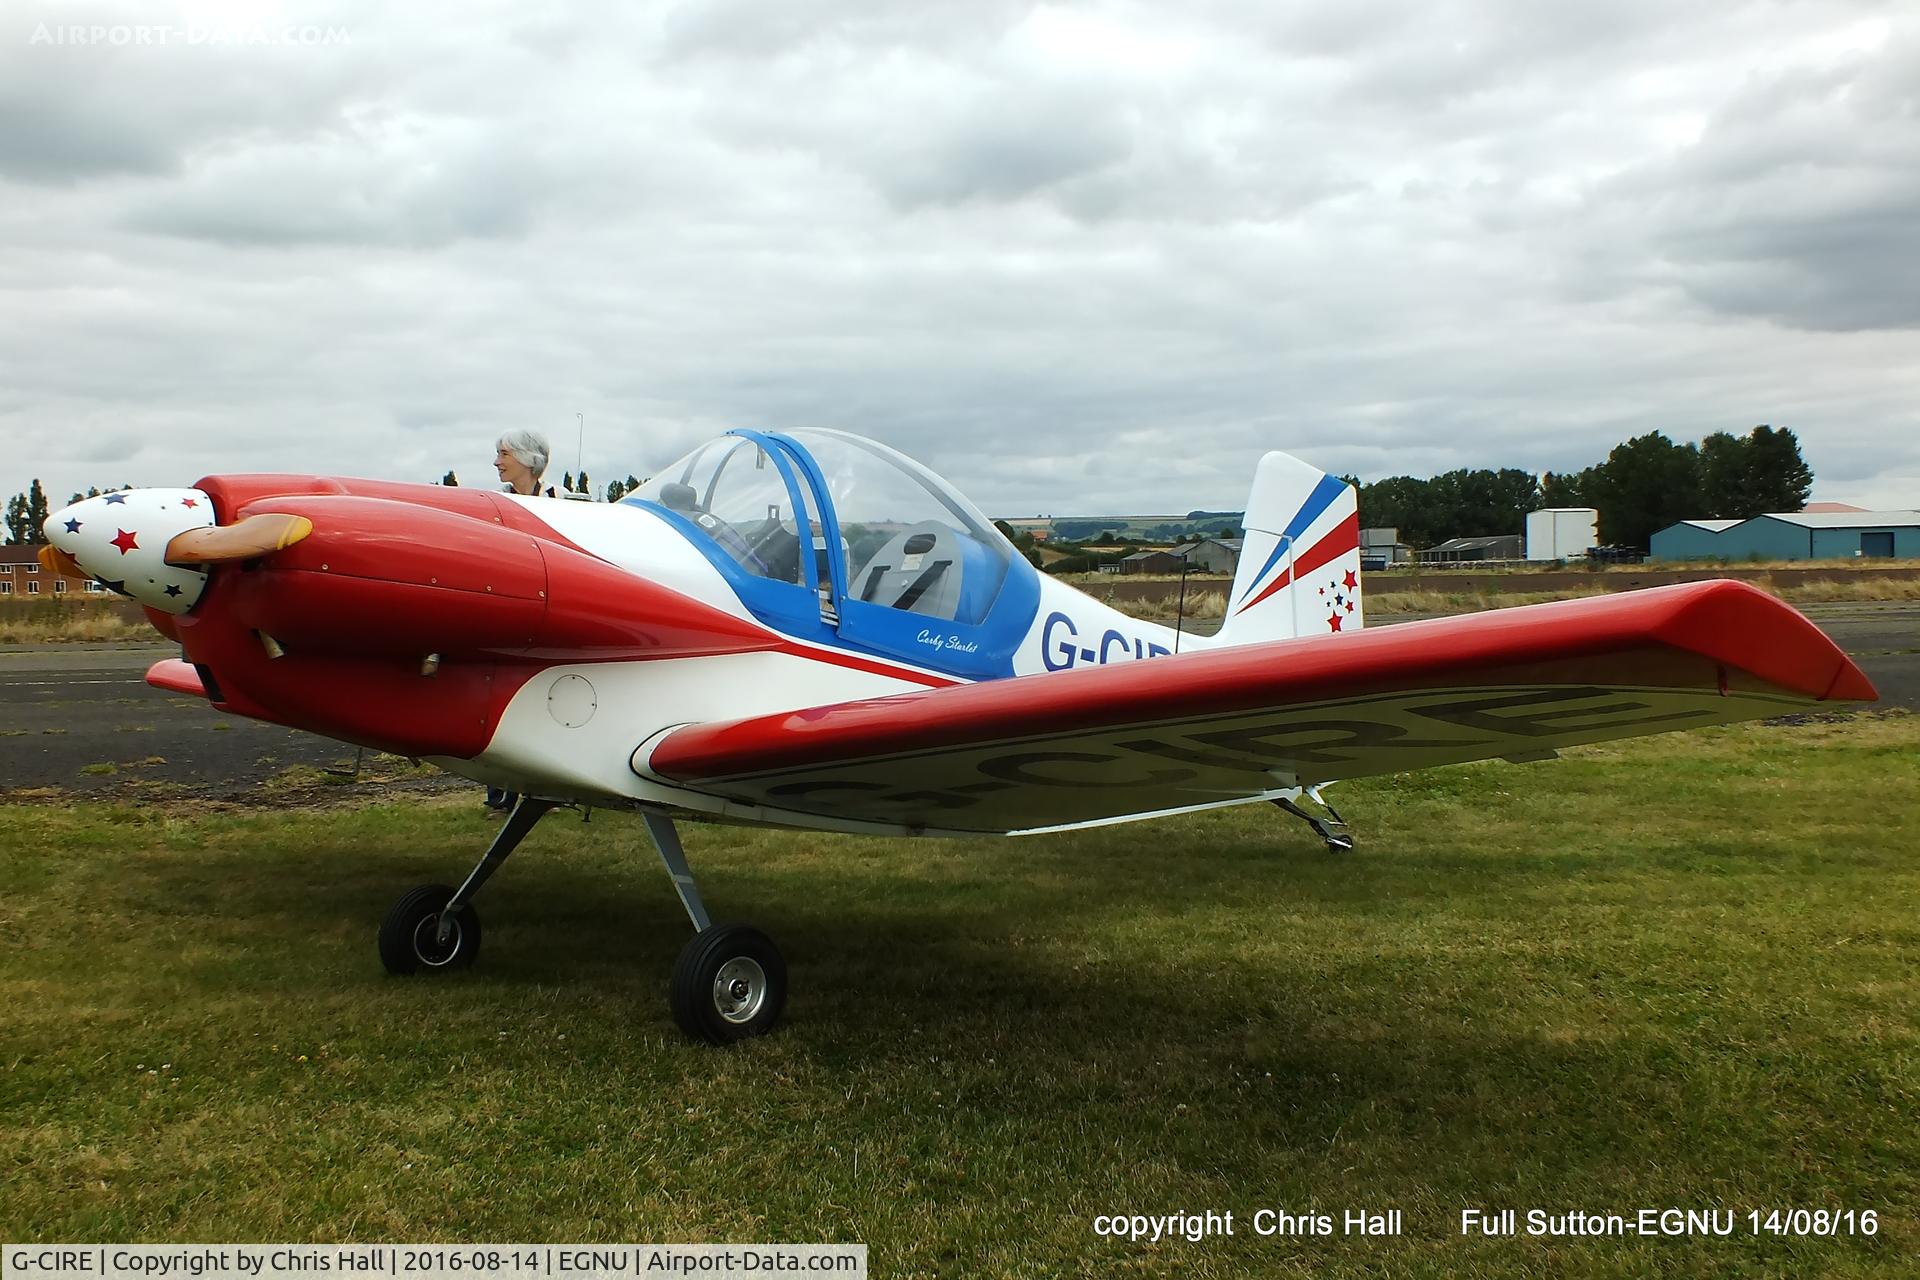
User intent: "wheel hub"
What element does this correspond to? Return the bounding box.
[712,956,767,1024]
[412,914,462,967]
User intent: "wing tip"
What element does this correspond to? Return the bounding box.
[1822,662,1880,704]
[1663,578,1875,704]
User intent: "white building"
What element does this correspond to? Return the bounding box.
[1525,508,1599,561]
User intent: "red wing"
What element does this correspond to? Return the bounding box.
[638,582,1875,835]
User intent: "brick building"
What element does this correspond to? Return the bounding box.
[0,544,104,599]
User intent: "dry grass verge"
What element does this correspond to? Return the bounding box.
[0,601,153,644]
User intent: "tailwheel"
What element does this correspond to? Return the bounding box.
[379,883,481,974]
[670,923,787,1044]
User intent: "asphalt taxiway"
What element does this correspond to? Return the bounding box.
[1,603,1913,796]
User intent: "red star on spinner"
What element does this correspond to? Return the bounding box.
[110,529,140,555]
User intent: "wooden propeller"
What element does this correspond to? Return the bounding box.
[165,513,314,566]
[38,544,87,579]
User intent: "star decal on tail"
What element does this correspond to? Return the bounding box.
[1324,570,1361,631]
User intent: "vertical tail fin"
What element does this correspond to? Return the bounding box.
[1214,452,1362,646]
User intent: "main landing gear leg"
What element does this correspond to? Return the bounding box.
[1273,789,1356,854]
[644,813,787,1045]
[378,796,557,974]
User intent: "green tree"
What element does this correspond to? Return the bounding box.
[26,479,48,543]
[1357,475,1444,546]
[1539,468,1598,508]
[993,519,1037,555]
[1744,425,1814,514]
[5,479,50,544]
[1590,432,1701,550]
[1697,431,1746,518]
[441,470,459,486]
[1698,425,1815,518]
[1430,468,1541,540]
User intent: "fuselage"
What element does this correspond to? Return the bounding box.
[453,492,1211,830]
[43,440,1232,834]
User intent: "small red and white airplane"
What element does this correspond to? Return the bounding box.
[41,429,1876,1042]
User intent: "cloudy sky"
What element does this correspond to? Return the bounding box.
[4,0,1917,518]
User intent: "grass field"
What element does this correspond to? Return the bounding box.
[3,714,1916,1277]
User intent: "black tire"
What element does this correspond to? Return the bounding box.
[669,923,786,1044]
[379,884,481,974]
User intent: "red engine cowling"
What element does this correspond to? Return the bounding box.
[169,481,783,758]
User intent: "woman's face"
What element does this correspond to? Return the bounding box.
[495,446,534,493]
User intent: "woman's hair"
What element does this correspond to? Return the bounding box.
[497,429,550,479]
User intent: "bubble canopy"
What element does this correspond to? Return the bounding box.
[627,430,1038,674]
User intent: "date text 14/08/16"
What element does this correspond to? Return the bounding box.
[1460,1209,1879,1238]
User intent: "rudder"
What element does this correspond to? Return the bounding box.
[1215,452,1362,646]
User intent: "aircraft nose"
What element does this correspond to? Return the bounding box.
[43,489,217,614]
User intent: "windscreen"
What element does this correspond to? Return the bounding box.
[629,436,812,586]
[785,429,1015,624]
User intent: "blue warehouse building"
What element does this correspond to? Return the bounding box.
[1649,519,1740,560]
[1651,511,1920,561]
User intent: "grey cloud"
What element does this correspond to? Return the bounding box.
[0,15,381,185]
[1594,30,1920,331]
[0,84,177,182]
[7,1,1920,514]
[122,128,549,247]
[690,49,1138,212]
[875,97,1133,207]
[659,0,1034,61]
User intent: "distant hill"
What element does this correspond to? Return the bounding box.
[1006,513,1245,542]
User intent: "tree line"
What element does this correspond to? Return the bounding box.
[5,482,129,545]
[438,470,644,501]
[1350,425,1813,551]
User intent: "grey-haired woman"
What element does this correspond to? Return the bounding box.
[494,429,551,496]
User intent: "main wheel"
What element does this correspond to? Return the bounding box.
[379,884,481,974]
[669,923,787,1044]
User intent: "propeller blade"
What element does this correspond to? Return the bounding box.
[38,544,88,579]
[165,513,314,566]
